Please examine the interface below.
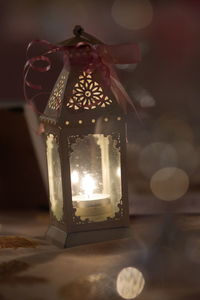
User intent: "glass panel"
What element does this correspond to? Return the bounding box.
[46,134,63,221]
[69,134,122,222]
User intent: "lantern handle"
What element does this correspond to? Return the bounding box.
[73,25,84,37]
[58,25,104,46]
[74,25,104,44]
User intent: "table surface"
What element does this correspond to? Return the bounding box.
[0,212,200,300]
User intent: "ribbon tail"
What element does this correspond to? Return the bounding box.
[110,70,143,124]
[110,75,132,112]
[24,40,61,106]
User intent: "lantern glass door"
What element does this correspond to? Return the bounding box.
[46,134,64,221]
[69,134,122,222]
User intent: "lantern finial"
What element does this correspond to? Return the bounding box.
[73,25,84,37]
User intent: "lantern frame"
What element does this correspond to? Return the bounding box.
[41,30,130,247]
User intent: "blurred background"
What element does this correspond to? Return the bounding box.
[1,0,200,214]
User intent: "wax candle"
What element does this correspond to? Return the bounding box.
[72,173,114,221]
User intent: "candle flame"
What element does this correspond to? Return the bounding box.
[81,174,96,198]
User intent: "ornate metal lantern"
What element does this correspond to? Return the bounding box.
[40,27,138,247]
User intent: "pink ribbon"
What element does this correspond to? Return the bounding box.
[24,39,141,114]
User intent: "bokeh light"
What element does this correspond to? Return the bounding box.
[139,142,177,178]
[116,267,145,299]
[111,0,153,30]
[150,167,189,201]
[131,87,156,108]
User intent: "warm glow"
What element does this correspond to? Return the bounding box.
[116,267,145,299]
[71,170,79,184]
[81,174,96,198]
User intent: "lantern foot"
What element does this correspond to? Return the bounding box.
[46,225,130,248]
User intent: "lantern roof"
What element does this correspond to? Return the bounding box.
[41,26,128,125]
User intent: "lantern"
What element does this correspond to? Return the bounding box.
[40,27,135,248]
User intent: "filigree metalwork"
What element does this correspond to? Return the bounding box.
[67,135,83,155]
[105,201,124,222]
[68,134,120,153]
[72,208,90,225]
[48,74,66,110]
[115,200,124,219]
[109,133,121,151]
[72,200,124,225]
[67,72,112,110]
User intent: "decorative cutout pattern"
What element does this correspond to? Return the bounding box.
[48,74,66,110]
[67,72,112,110]
[72,208,90,225]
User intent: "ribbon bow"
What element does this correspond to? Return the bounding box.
[24,39,141,115]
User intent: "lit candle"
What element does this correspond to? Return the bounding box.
[72,173,114,221]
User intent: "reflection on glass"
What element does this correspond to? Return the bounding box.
[116,267,145,299]
[46,134,63,221]
[69,134,122,222]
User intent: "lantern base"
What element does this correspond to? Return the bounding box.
[46,225,130,248]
